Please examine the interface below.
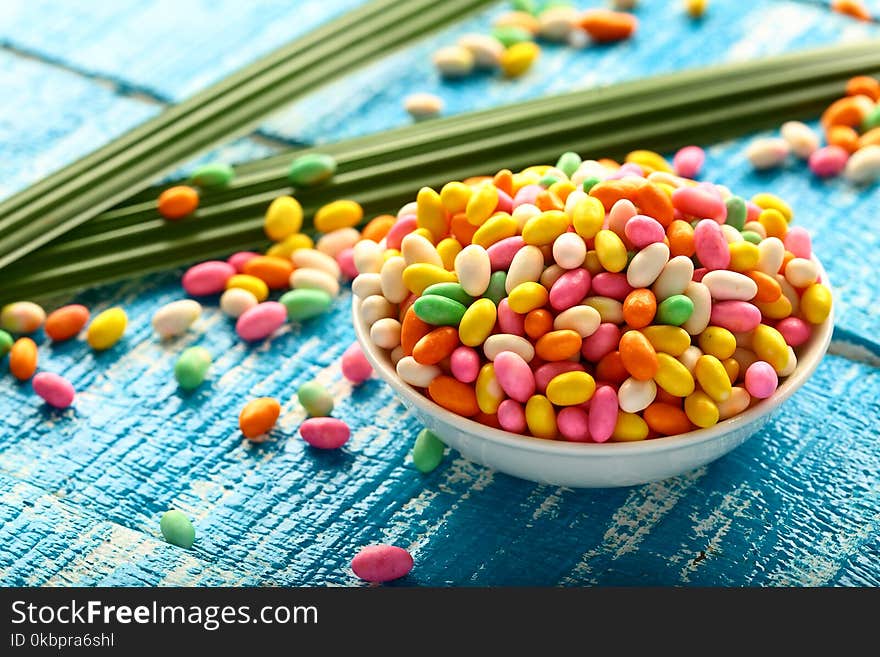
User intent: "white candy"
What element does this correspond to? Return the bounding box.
[398,201,418,218]
[360,295,396,328]
[776,274,800,315]
[380,256,409,304]
[583,296,624,324]
[718,387,751,420]
[844,145,880,184]
[682,281,711,335]
[457,33,504,68]
[396,356,441,387]
[563,189,588,215]
[743,221,766,239]
[370,317,402,350]
[626,242,669,288]
[746,137,789,170]
[652,256,694,300]
[152,299,201,338]
[720,224,744,243]
[454,244,491,297]
[290,268,340,297]
[404,93,444,120]
[780,121,819,159]
[352,273,382,299]
[317,227,360,258]
[353,239,384,275]
[647,171,688,188]
[433,45,474,78]
[756,237,785,276]
[618,377,657,413]
[505,244,544,292]
[292,248,341,279]
[390,345,405,367]
[401,233,443,268]
[678,346,703,374]
[702,270,758,301]
[483,334,535,362]
[512,203,541,231]
[553,305,601,338]
[784,258,818,288]
[552,232,587,269]
[219,289,256,319]
[537,6,579,41]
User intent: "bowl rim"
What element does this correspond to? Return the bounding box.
[352,255,833,456]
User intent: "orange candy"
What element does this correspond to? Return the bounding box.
[655,388,683,406]
[361,215,396,243]
[239,397,281,440]
[859,127,880,150]
[643,403,694,435]
[450,213,478,244]
[618,330,658,381]
[427,376,479,417]
[622,289,656,329]
[475,412,502,429]
[535,190,564,212]
[493,169,514,196]
[535,330,582,361]
[578,9,638,42]
[831,0,872,21]
[401,306,432,356]
[44,304,90,342]
[666,220,696,257]
[9,337,38,381]
[633,182,674,227]
[524,309,553,339]
[595,351,628,385]
[745,270,782,303]
[242,256,295,290]
[413,327,459,365]
[826,125,861,154]
[846,75,880,101]
[157,185,199,220]
[821,94,874,129]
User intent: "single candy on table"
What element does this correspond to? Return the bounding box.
[239,397,281,441]
[87,307,127,351]
[300,417,350,449]
[160,510,196,549]
[32,372,76,409]
[174,347,212,391]
[351,545,413,583]
[1,301,46,334]
[298,381,334,417]
[44,304,90,342]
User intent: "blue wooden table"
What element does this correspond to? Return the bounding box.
[1,0,878,587]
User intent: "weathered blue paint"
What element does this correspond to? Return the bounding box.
[0,0,878,586]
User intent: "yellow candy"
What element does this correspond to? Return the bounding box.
[402,263,457,295]
[583,250,602,275]
[694,355,732,403]
[752,324,789,373]
[728,242,760,272]
[753,295,792,320]
[264,195,303,241]
[384,249,402,261]
[548,180,576,201]
[594,229,628,273]
[583,296,623,324]
[476,363,505,414]
[698,326,736,360]
[436,237,463,270]
[546,371,596,406]
[459,298,497,347]
[654,353,696,397]
[612,411,649,442]
[522,210,569,245]
[412,227,435,242]
[572,196,605,239]
[508,281,549,314]
[314,199,363,233]
[226,274,269,302]
[751,192,793,222]
[440,181,472,214]
[472,213,518,248]
[525,394,557,439]
[757,208,787,239]
[465,183,499,226]
[266,232,313,259]
[722,358,740,384]
[684,391,719,428]
[500,41,540,78]
[641,325,690,356]
[625,149,673,174]
[801,283,832,324]
[521,165,550,177]
[656,182,676,198]
[417,187,447,240]
[87,307,127,351]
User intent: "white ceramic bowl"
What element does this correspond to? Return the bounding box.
[352,259,833,488]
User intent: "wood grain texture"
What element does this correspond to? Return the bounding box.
[0,0,878,586]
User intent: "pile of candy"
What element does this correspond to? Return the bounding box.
[351,147,833,442]
[747,75,880,184]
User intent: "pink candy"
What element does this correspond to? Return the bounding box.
[548,268,591,311]
[341,343,373,384]
[672,186,725,223]
[450,346,480,383]
[673,146,705,179]
[808,145,848,178]
[775,317,811,347]
[693,219,730,271]
[300,417,351,449]
[336,247,358,280]
[744,361,778,399]
[783,226,812,259]
[513,184,543,208]
[624,215,665,248]
[32,372,75,409]
[588,385,618,443]
[710,300,762,332]
[351,545,413,583]
[591,272,633,300]
[534,361,584,393]
[235,301,287,341]
[497,299,526,336]
[487,236,525,271]
[494,351,535,402]
[182,260,235,296]
[581,323,620,362]
[607,199,636,236]
[385,215,417,251]
[497,399,527,433]
[227,251,260,273]
[557,407,591,441]
[496,189,513,214]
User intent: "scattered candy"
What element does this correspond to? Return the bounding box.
[1,301,46,334]
[264,195,303,241]
[351,544,413,583]
[300,417,350,449]
[288,153,337,187]
[341,343,373,384]
[32,372,76,408]
[433,45,475,78]
[44,304,90,342]
[189,162,235,188]
[239,397,281,441]
[152,299,201,338]
[86,307,127,351]
[182,260,235,296]
[411,428,446,473]
[174,346,212,390]
[157,185,199,220]
[0,330,12,357]
[220,287,258,318]
[298,381,334,417]
[404,93,444,120]
[9,337,38,381]
[235,301,287,342]
[160,510,196,549]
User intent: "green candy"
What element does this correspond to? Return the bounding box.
[511,0,539,14]
[539,174,559,188]
[174,346,212,390]
[0,329,12,358]
[482,271,507,306]
[412,428,446,474]
[413,295,466,326]
[422,282,474,307]
[581,176,601,193]
[741,230,763,244]
[280,289,333,321]
[288,153,337,187]
[539,0,573,9]
[555,151,582,178]
[491,26,533,48]
[160,510,195,549]
[724,196,747,231]
[862,105,880,132]
[657,294,695,326]
[189,162,235,188]
[297,381,334,417]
